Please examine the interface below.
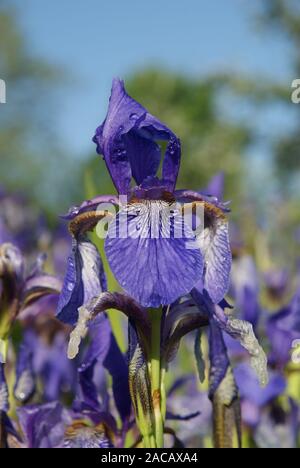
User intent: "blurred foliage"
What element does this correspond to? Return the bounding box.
[258,0,300,186]
[0,2,81,214]
[0,0,299,233]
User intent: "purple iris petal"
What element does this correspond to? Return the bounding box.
[78,315,131,423]
[203,172,225,201]
[93,79,181,194]
[0,363,9,412]
[14,330,36,403]
[234,363,286,408]
[174,189,231,213]
[62,195,120,221]
[201,213,232,304]
[17,402,70,448]
[32,332,76,402]
[177,197,232,304]
[57,238,107,325]
[105,201,203,308]
[208,321,230,397]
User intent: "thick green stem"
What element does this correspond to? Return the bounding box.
[149,308,164,448]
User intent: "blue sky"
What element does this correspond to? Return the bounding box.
[15,0,293,158]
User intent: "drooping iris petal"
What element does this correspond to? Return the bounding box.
[93,78,181,194]
[231,255,261,328]
[14,331,35,403]
[194,329,206,383]
[67,292,150,360]
[179,198,231,304]
[203,172,225,201]
[78,314,131,423]
[57,237,107,325]
[192,289,268,387]
[0,363,9,413]
[162,299,208,363]
[226,317,268,387]
[105,200,203,308]
[199,203,232,304]
[102,337,131,423]
[208,321,230,398]
[17,402,70,448]
[207,318,241,449]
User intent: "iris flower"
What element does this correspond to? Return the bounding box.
[57,79,268,449]
[58,78,231,321]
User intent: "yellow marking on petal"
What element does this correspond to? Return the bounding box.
[69,211,113,237]
[182,201,227,221]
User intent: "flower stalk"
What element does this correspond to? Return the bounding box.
[149,308,165,448]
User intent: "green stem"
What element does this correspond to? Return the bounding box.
[149,308,164,448]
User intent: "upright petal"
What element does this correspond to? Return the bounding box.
[93,79,181,193]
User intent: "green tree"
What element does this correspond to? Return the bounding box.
[259,0,300,188]
[0,2,80,213]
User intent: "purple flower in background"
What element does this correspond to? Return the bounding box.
[234,363,286,427]
[0,244,61,362]
[203,172,225,201]
[230,255,261,329]
[264,269,289,302]
[267,288,300,367]
[75,314,131,426]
